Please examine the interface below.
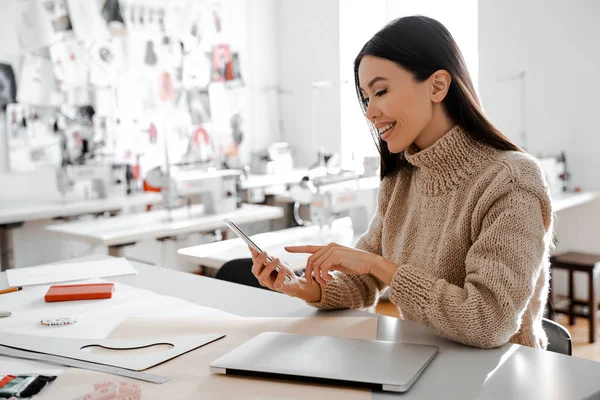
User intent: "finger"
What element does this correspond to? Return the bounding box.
[248,246,258,258]
[285,245,326,254]
[251,251,268,277]
[258,257,280,288]
[273,267,288,291]
[305,247,331,286]
[317,255,336,282]
[310,248,335,287]
[321,250,341,281]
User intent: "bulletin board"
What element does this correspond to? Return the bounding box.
[1,0,248,176]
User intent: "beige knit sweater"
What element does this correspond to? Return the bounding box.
[307,125,553,349]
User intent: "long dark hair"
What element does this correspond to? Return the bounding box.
[354,16,522,179]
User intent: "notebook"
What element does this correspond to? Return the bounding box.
[44,283,115,302]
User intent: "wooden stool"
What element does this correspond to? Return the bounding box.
[548,252,600,343]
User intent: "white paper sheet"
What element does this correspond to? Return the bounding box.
[6,258,138,287]
[0,278,233,375]
[66,0,110,41]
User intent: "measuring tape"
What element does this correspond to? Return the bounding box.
[0,345,169,384]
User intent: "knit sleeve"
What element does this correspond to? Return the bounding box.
[305,175,392,310]
[388,184,551,348]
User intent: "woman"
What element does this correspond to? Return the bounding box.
[250,16,553,349]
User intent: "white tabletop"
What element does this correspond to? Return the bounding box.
[1,256,599,399]
[0,193,163,226]
[44,204,284,247]
[552,191,599,212]
[178,217,358,270]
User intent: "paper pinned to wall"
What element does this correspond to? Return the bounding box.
[17,0,55,51]
[66,0,110,41]
[6,258,138,287]
[208,82,247,166]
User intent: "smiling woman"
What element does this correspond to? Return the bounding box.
[353,16,522,179]
[249,16,554,351]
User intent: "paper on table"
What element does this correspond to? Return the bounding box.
[0,279,233,375]
[6,258,138,287]
[36,315,378,400]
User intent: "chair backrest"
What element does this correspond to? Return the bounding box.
[214,258,267,290]
[543,317,572,356]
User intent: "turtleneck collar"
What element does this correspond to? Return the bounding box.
[404,125,497,196]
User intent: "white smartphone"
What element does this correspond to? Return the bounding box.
[222,218,292,283]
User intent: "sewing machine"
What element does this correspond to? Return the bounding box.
[290,173,379,234]
[145,167,243,215]
[56,163,127,201]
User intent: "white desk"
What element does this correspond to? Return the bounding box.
[178,217,357,271]
[241,169,307,190]
[0,193,162,271]
[1,256,599,399]
[552,192,599,212]
[0,193,163,226]
[45,204,284,257]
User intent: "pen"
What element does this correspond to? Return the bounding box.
[0,286,22,295]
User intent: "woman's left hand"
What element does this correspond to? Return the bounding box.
[285,243,380,287]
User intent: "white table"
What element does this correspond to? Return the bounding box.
[241,169,307,190]
[552,191,599,212]
[0,193,163,271]
[1,256,600,399]
[178,217,358,271]
[45,204,285,257]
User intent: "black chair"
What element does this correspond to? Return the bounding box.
[214,258,266,290]
[214,258,302,290]
[543,317,572,356]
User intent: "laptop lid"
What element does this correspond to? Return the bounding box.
[209,332,439,393]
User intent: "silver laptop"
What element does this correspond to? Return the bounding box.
[209,332,439,393]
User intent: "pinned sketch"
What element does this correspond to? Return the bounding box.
[211,44,233,82]
[66,0,110,41]
[0,64,17,111]
[46,0,73,33]
[208,83,247,166]
[49,40,88,90]
[182,48,211,90]
[6,103,30,149]
[102,0,125,23]
[17,0,55,50]
[17,54,59,107]
[182,124,216,164]
[6,103,62,173]
[88,39,125,87]
[187,88,211,124]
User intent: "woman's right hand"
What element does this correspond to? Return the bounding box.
[249,247,321,302]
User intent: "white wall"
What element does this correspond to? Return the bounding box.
[339,0,386,170]
[386,0,479,91]
[479,0,600,192]
[277,0,341,167]
[226,0,281,161]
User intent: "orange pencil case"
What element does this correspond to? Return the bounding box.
[44,283,115,302]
